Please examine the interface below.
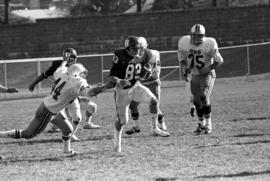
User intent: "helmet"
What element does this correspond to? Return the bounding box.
[190,24,205,46]
[67,63,88,78]
[138,37,148,49]
[124,36,143,57]
[63,48,77,66]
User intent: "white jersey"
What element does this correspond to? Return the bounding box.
[43,66,91,113]
[140,49,161,85]
[148,49,161,80]
[177,35,223,75]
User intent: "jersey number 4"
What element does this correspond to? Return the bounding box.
[188,54,205,69]
[51,78,66,100]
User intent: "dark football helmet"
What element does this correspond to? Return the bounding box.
[190,24,205,46]
[124,36,143,57]
[62,48,77,66]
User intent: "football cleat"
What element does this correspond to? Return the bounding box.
[83,123,100,129]
[205,124,212,134]
[63,149,79,156]
[125,126,141,135]
[194,124,205,135]
[151,127,170,137]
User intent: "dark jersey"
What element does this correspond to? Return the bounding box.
[109,49,148,87]
[43,60,62,78]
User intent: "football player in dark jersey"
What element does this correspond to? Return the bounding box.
[28,48,100,140]
[98,36,170,152]
[126,37,167,135]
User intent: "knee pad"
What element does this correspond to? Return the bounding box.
[149,98,158,114]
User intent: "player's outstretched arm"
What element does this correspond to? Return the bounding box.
[28,73,46,92]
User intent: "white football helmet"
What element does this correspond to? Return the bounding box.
[190,24,205,46]
[67,63,88,78]
[138,37,148,49]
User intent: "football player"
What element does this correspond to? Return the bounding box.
[125,37,167,135]
[97,36,170,152]
[0,63,103,155]
[28,48,100,139]
[178,24,223,134]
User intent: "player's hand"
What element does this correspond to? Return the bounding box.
[29,83,36,92]
[90,84,106,97]
[183,68,191,82]
[183,73,189,82]
[7,88,19,93]
[118,79,131,88]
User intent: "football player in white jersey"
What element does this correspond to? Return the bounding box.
[0,63,103,155]
[178,24,223,134]
[28,48,100,136]
[125,36,167,135]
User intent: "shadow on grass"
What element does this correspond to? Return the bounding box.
[196,170,270,179]
[0,133,158,146]
[0,138,62,145]
[0,149,112,164]
[155,177,179,181]
[232,139,270,146]
[233,133,269,137]
[195,139,270,149]
[0,134,114,145]
[229,116,270,122]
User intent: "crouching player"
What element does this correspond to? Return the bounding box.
[0,63,103,155]
[125,37,167,135]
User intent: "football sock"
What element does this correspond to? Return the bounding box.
[0,129,21,139]
[151,114,158,129]
[63,139,71,153]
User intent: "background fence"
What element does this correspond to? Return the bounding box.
[0,42,270,100]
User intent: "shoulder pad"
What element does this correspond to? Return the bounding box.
[148,49,160,64]
[203,37,218,50]
[178,35,191,52]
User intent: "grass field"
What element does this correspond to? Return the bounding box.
[0,74,270,181]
